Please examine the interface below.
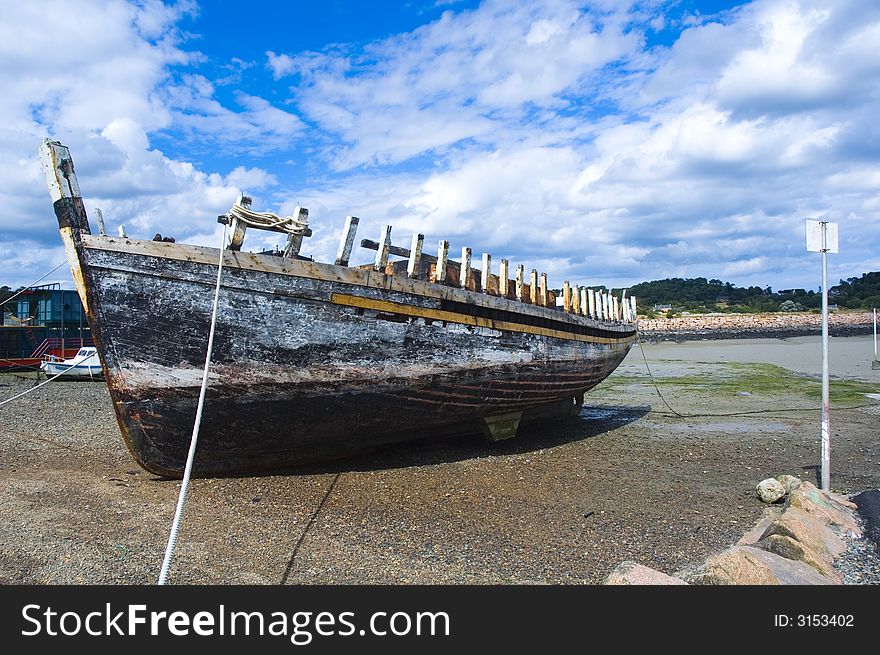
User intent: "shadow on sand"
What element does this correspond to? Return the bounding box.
[271,403,650,584]
[242,403,651,479]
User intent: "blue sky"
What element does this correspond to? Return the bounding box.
[1,0,878,293]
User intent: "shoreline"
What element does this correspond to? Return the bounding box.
[638,324,872,343]
[637,310,874,343]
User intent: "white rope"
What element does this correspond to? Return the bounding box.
[0,261,68,308]
[157,224,228,585]
[0,351,99,408]
[228,203,309,235]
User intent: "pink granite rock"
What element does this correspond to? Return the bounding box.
[604,561,688,585]
[760,534,841,582]
[760,506,847,559]
[787,482,861,536]
[686,545,837,585]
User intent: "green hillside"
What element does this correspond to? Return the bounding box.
[627,273,879,317]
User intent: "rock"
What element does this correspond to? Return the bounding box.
[686,545,837,585]
[776,474,802,494]
[604,561,688,585]
[737,507,783,546]
[756,478,786,504]
[760,534,841,581]
[760,506,847,559]
[787,482,861,536]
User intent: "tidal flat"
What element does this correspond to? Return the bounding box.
[0,336,877,584]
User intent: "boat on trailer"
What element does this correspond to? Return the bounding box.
[40,346,103,379]
[40,139,638,478]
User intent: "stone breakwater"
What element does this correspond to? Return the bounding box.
[604,477,872,585]
[637,311,874,342]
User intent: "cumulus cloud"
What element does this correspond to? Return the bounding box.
[266,0,880,289]
[273,0,640,169]
[0,0,305,289]
[2,0,880,295]
[162,79,305,152]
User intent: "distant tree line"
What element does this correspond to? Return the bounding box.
[829,272,880,309]
[625,272,879,317]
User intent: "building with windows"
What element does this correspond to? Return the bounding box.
[0,284,91,366]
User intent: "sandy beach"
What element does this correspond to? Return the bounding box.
[0,336,878,584]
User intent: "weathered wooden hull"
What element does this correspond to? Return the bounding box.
[71,236,636,477]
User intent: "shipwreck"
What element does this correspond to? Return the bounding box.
[40,139,638,477]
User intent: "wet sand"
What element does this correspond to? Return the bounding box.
[0,337,878,585]
[640,335,880,380]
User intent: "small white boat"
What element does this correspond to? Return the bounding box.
[40,347,103,379]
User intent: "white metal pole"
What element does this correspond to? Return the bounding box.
[820,229,830,492]
[874,307,877,359]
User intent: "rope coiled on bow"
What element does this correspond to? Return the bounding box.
[228,203,309,236]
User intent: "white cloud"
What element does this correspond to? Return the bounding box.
[266,51,297,79]
[225,166,279,191]
[102,118,151,154]
[0,0,306,290]
[260,0,880,290]
[276,0,640,169]
[164,79,305,152]
[715,3,838,115]
[2,0,880,296]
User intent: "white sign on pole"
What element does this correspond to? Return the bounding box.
[806,220,839,253]
[805,219,839,492]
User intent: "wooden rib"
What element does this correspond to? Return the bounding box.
[516,265,524,302]
[481,253,491,294]
[334,216,360,266]
[227,196,250,251]
[436,240,449,282]
[283,207,308,258]
[407,233,424,279]
[374,225,392,271]
[94,207,107,236]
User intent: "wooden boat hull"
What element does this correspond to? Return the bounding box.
[41,138,637,478]
[75,236,636,477]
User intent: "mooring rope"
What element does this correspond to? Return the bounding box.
[0,422,77,451]
[634,332,875,418]
[157,224,228,585]
[228,203,309,235]
[635,334,687,417]
[0,261,68,309]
